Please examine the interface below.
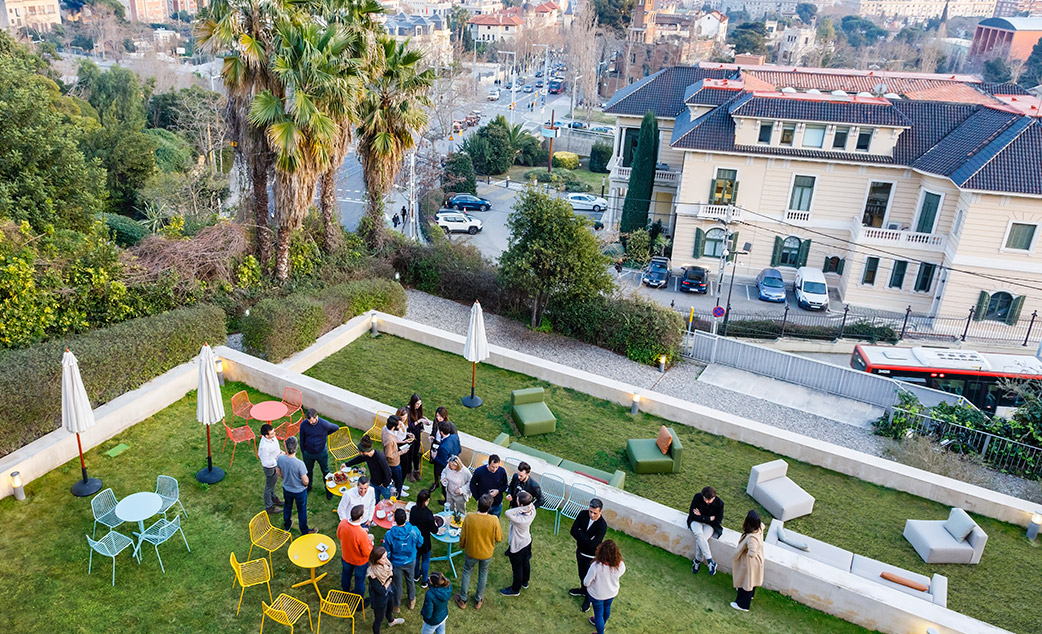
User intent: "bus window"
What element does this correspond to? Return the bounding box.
[934,378,966,395]
[851,349,867,371]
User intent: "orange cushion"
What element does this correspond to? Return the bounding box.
[655,426,672,455]
[880,571,929,593]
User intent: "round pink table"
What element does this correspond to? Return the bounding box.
[251,401,289,423]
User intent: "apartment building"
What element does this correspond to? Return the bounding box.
[1,0,60,33]
[468,11,523,42]
[993,0,1042,16]
[603,64,1042,319]
[385,11,451,67]
[857,0,996,20]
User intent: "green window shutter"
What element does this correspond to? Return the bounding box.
[973,290,990,321]
[837,258,845,275]
[727,231,739,262]
[693,227,705,258]
[822,257,829,272]
[770,236,783,267]
[796,239,812,267]
[1006,295,1025,325]
[708,179,717,203]
[730,180,739,204]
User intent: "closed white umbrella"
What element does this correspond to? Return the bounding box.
[196,344,227,484]
[63,349,102,497]
[462,301,490,408]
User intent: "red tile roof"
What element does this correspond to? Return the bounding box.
[469,13,524,26]
[534,1,559,13]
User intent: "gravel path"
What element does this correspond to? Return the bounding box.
[404,290,1040,502]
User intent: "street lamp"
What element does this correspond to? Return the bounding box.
[533,44,550,114]
[722,242,753,334]
[500,50,517,124]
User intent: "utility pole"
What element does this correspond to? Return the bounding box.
[711,206,734,335]
[547,109,556,174]
[533,43,549,115]
[501,50,517,125]
[406,152,417,241]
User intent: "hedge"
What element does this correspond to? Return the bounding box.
[550,293,685,365]
[589,141,612,173]
[0,304,226,457]
[241,279,408,362]
[552,151,579,170]
[97,212,147,247]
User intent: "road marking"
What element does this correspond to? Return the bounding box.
[745,284,751,301]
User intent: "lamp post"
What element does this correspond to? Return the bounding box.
[1029,513,1042,540]
[533,43,549,114]
[500,50,517,124]
[722,243,753,334]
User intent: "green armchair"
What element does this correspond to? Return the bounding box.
[510,387,557,436]
[626,427,682,474]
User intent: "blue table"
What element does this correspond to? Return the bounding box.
[430,510,464,577]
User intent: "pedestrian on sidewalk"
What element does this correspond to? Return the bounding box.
[392,213,400,228]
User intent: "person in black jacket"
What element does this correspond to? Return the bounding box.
[687,486,724,575]
[505,462,542,509]
[568,498,606,613]
[469,455,509,516]
[344,437,393,502]
[410,489,439,588]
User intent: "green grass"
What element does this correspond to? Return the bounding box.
[0,380,872,634]
[505,165,608,195]
[306,335,1042,634]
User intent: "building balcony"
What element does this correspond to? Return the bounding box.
[676,203,742,221]
[784,209,812,224]
[854,224,947,252]
[609,157,682,187]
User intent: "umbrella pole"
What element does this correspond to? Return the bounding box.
[197,423,226,484]
[70,432,102,497]
[206,425,213,472]
[462,361,482,408]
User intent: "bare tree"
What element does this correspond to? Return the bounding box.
[175,87,229,176]
[568,1,598,124]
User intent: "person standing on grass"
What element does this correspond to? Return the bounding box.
[411,489,439,588]
[406,394,431,482]
[339,504,374,600]
[384,508,423,612]
[276,437,315,535]
[428,407,455,495]
[299,408,339,501]
[432,420,461,505]
[345,437,394,502]
[338,476,376,526]
[258,424,284,514]
[441,456,471,513]
[382,414,411,499]
[368,547,405,631]
[583,540,625,634]
[420,572,453,634]
[687,486,724,575]
[499,490,536,597]
[469,455,509,517]
[569,498,606,613]
[455,494,503,611]
[731,510,765,613]
[505,461,542,509]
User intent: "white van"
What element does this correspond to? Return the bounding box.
[794,267,829,311]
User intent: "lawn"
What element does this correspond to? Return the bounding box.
[504,165,608,195]
[0,381,872,634]
[306,335,1042,634]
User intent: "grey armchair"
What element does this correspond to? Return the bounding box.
[903,507,988,565]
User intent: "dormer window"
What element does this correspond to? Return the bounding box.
[780,124,795,146]
[758,122,773,144]
[856,128,873,151]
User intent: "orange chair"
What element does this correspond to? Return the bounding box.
[231,390,255,427]
[318,589,364,634]
[223,420,257,466]
[231,551,272,616]
[274,414,303,442]
[282,387,303,420]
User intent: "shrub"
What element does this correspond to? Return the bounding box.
[551,293,684,365]
[552,151,580,170]
[524,169,555,183]
[314,278,408,332]
[589,141,612,173]
[626,228,651,264]
[443,153,476,195]
[97,212,146,247]
[0,304,226,456]
[143,128,194,173]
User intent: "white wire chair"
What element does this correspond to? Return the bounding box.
[156,475,188,519]
[557,482,597,535]
[135,515,191,573]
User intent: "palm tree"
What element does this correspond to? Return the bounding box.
[355,36,435,250]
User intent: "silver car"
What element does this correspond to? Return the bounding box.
[565,193,608,213]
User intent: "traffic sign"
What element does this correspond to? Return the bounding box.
[713,306,725,318]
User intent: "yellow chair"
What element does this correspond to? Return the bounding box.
[328,428,359,463]
[231,552,272,616]
[261,593,313,634]
[419,431,432,478]
[248,511,292,569]
[317,589,364,634]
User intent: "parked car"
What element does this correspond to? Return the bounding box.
[642,257,672,288]
[488,89,501,101]
[590,125,613,135]
[524,85,534,93]
[568,121,586,129]
[794,267,829,310]
[679,266,709,293]
[755,268,787,302]
[536,79,544,88]
[565,193,608,213]
[452,120,464,132]
[436,212,483,235]
[446,193,491,211]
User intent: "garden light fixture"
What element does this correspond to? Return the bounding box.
[1029,513,1042,540]
[10,472,24,501]
[631,393,640,415]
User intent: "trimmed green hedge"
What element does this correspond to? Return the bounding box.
[551,294,685,365]
[0,304,226,457]
[97,212,147,247]
[241,279,407,362]
[552,151,579,170]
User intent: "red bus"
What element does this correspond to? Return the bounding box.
[548,79,565,94]
[851,344,1042,415]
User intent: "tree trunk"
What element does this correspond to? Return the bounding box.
[252,161,272,270]
[274,225,292,281]
[320,168,341,253]
[530,294,540,329]
[362,191,386,251]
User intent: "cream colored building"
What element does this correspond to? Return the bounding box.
[603,64,1042,321]
[1,0,60,33]
[384,11,451,67]
[857,0,996,20]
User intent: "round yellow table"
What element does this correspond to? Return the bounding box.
[287,533,337,596]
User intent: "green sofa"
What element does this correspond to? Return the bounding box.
[510,387,557,436]
[626,427,682,474]
[494,433,625,490]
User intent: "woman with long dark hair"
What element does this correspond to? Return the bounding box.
[367,547,404,631]
[428,406,453,493]
[731,510,765,612]
[583,540,625,634]
[405,394,430,482]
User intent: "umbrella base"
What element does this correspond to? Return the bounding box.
[461,395,483,408]
[196,466,226,484]
[71,477,103,497]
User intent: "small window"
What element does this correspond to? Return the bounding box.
[780,124,795,146]
[824,256,842,273]
[889,260,908,289]
[985,292,1014,321]
[758,122,773,143]
[803,125,825,148]
[862,257,879,285]
[779,236,801,267]
[914,263,936,292]
[856,128,873,151]
[704,228,726,257]
[1005,223,1037,251]
[789,175,815,211]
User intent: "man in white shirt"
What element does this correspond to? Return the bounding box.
[258,424,283,513]
[337,476,376,528]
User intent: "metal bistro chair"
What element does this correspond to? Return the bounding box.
[318,589,364,634]
[537,473,566,533]
[468,451,491,470]
[418,431,432,478]
[328,427,359,463]
[231,390,255,427]
[261,593,313,634]
[86,531,135,586]
[156,475,188,519]
[281,387,304,421]
[90,488,124,538]
[248,511,291,569]
[231,551,272,616]
[364,411,391,444]
[557,482,597,535]
[134,515,191,573]
[224,420,257,466]
[275,414,304,443]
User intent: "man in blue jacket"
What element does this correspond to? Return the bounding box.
[469,455,509,517]
[299,408,339,500]
[431,420,460,506]
[384,508,423,611]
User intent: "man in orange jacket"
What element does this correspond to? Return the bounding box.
[338,504,374,599]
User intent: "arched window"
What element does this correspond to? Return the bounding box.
[779,236,802,267]
[985,292,1014,322]
[704,228,725,258]
[824,256,842,274]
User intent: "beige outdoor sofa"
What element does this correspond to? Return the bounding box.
[903,507,988,565]
[747,459,815,521]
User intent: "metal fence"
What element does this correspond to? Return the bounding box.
[684,331,967,410]
[896,408,1042,479]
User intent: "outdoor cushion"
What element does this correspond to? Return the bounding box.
[943,508,976,542]
[880,571,929,593]
[507,442,563,467]
[559,459,611,483]
[766,520,853,571]
[511,388,557,436]
[903,518,978,564]
[776,526,809,551]
[511,387,545,405]
[850,554,947,607]
[655,425,672,454]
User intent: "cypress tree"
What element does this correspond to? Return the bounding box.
[620,110,659,233]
